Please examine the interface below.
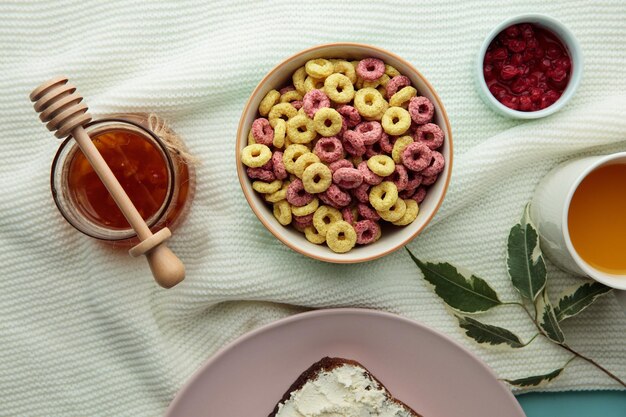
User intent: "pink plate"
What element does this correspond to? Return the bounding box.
[165,308,526,417]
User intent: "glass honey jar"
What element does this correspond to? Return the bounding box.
[50,115,195,243]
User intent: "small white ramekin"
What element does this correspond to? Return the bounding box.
[475,14,583,119]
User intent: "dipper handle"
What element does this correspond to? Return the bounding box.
[31,76,185,288]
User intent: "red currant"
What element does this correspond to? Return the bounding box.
[500,65,518,80]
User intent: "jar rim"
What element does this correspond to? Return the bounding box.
[50,117,176,241]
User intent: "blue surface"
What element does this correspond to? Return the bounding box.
[516,391,626,417]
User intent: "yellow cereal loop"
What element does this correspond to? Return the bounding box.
[393,199,419,226]
[391,135,414,164]
[265,185,288,203]
[286,114,317,144]
[385,64,400,78]
[313,107,343,137]
[273,119,287,148]
[326,221,357,253]
[302,162,332,193]
[241,144,272,167]
[247,129,256,145]
[273,200,292,226]
[369,181,398,211]
[294,152,321,178]
[377,85,388,98]
[293,66,307,95]
[378,74,391,88]
[313,205,342,236]
[381,106,411,136]
[350,60,360,70]
[367,155,395,177]
[305,58,334,79]
[332,60,357,84]
[304,225,326,244]
[324,73,355,104]
[283,144,310,174]
[362,78,382,89]
[280,90,303,103]
[253,179,282,194]
[268,102,298,127]
[304,76,325,93]
[259,89,280,117]
[389,86,417,108]
[378,198,407,222]
[292,197,319,216]
[354,87,386,118]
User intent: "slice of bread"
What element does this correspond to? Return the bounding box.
[269,357,422,417]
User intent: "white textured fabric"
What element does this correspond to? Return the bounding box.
[1,0,625,415]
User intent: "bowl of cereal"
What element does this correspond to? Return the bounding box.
[236,43,452,263]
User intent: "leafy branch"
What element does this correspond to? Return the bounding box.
[407,204,622,388]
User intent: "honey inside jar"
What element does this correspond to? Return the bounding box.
[68,129,173,229]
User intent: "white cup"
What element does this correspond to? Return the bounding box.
[530,152,626,291]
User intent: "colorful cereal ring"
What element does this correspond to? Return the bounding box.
[408,96,435,125]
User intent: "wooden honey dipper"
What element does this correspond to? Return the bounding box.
[30,76,185,288]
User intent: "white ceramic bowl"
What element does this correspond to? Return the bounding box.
[475,14,583,119]
[236,43,453,263]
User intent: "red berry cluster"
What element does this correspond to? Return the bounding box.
[483,23,572,112]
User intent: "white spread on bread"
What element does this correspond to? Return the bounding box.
[275,364,414,417]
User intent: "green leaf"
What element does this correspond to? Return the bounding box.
[505,367,564,388]
[555,281,613,322]
[456,315,525,348]
[507,205,547,302]
[407,249,501,313]
[536,290,565,344]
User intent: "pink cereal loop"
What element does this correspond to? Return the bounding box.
[293,213,314,228]
[251,118,274,145]
[322,184,352,207]
[338,118,348,138]
[354,220,380,245]
[358,161,383,185]
[302,89,330,118]
[352,183,371,203]
[286,179,314,207]
[247,167,275,182]
[329,159,353,173]
[313,136,344,163]
[408,96,435,125]
[342,130,366,156]
[279,85,295,95]
[319,192,341,209]
[402,141,433,172]
[405,169,423,190]
[333,167,364,189]
[378,133,395,154]
[291,100,303,110]
[272,151,288,180]
[336,105,361,128]
[414,123,444,150]
[399,187,416,199]
[386,75,411,99]
[365,141,383,158]
[421,174,438,186]
[342,207,356,225]
[354,121,383,145]
[387,164,408,191]
[357,58,385,81]
[421,151,445,177]
[412,186,427,203]
[357,203,381,221]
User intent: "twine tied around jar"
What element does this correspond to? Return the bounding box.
[147,113,200,167]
